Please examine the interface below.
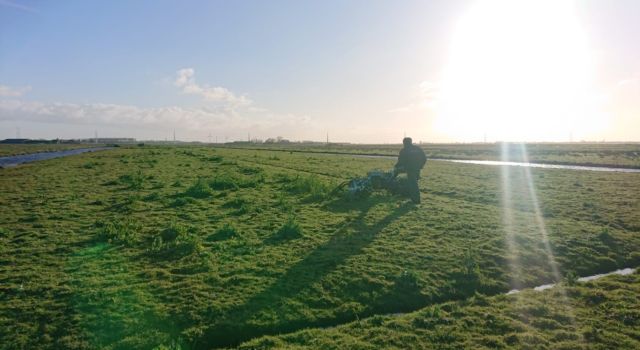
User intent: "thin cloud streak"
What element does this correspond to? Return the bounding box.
[0,0,37,13]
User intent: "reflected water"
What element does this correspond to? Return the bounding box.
[506,267,637,295]
[0,147,112,168]
[348,154,640,173]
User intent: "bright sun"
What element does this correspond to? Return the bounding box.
[435,0,606,142]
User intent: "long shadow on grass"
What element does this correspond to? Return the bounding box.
[195,196,413,349]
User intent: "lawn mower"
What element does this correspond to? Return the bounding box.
[334,169,410,198]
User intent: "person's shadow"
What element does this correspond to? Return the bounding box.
[196,196,414,348]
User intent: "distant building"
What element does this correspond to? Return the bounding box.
[0,139,32,144]
[75,138,136,144]
[1,138,137,144]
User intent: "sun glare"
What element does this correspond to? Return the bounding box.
[436,0,605,142]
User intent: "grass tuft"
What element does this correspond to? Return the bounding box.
[209,174,239,190]
[286,175,334,201]
[208,223,239,242]
[151,221,203,257]
[271,217,303,241]
[184,178,213,198]
[119,169,146,190]
[97,218,142,245]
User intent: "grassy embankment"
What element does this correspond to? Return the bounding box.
[222,142,640,169]
[0,145,638,349]
[238,272,640,349]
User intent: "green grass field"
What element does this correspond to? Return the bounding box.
[1,145,638,349]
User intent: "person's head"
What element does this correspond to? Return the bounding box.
[403,137,412,147]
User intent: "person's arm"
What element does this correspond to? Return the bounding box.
[395,149,407,171]
[418,148,427,168]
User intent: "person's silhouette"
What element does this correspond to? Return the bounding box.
[394,137,426,204]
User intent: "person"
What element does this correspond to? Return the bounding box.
[394,137,427,204]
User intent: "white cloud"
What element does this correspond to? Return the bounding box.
[0,0,37,13]
[174,68,252,106]
[0,85,31,97]
[0,70,320,141]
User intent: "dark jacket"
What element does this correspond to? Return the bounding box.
[395,144,427,173]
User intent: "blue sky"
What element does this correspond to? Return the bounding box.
[1,0,639,142]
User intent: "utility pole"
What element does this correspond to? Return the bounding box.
[95,130,98,144]
[326,132,329,145]
[208,132,212,144]
[248,132,251,143]
[173,129,176,142]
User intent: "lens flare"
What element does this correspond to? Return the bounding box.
[436,0,606,141]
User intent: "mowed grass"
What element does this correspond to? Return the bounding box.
[0,145,639,349]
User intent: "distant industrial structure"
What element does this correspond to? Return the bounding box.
[0,138,136,144]
[76,137,136,144]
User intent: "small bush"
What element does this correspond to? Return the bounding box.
[223,197,248,209]
[232,203,250,216]
[397,270,420,290]
[161,222,188,241]
[144,192,160,201]
[109,194,139,213]
[185,178,213,198]
[150,181,165,189]
[462,250,481,277]
[174,233,203,256]
[565,270,578,286]
[286,175,333,201]
[238,166,263,175]
[169,197,195,207]
[150,236,164,253]
[119,169,145,190]
[238,174,264,188]
[221,195,253,216]
[208,223,238,242]
[598,227,615,245]
[273,217,303,241]
[20,214,39,223]
[209,175,239,190]
[275,194,293,213]
[151,222,202,257]
[274,173,295,183]
[82,161,98,169]
[98,218,142,245]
